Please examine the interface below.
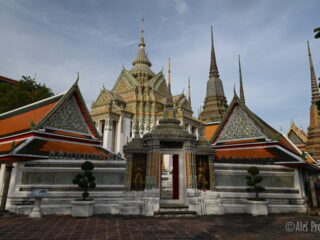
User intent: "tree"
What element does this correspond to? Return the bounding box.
[315,27,320,39]
[0,76,54,114]
[246,166,265,200]
[72,161,96,200]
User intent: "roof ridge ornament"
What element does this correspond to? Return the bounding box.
[238,55,245,103]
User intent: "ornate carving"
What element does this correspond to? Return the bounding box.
[45,96,89,134]
[288,131,304,145]
[218,106,264,141]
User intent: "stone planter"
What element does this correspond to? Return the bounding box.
[245,199,268,216]
[71,200,95,217]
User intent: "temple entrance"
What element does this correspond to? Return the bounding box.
[160,154,179,199]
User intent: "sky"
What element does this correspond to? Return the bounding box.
[0,0,319,133]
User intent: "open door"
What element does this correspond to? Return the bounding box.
[172,154,179,199]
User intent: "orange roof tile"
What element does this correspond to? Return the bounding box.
[205,124,219,141]
[0,140,24,153]
[38,140,99,154]
[0,101,58,137]
[215,148,280,159]
[219,139,261,145]
[50,130,90,139]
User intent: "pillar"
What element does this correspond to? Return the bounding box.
[103,118,113,151]
[309,174,318,208]
[115,115,123,154]
[0,164,13,212]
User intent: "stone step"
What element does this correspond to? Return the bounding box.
[154,206,197,218]
[158,207,189,212]
[154,210,197,218]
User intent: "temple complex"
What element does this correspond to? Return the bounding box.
[90,22,201,155]
[0,22,320,216]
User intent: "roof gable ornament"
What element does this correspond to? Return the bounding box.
[238,55,245,103]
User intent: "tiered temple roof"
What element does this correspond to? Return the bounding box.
[0,79,118,163]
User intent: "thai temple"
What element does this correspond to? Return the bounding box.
[0,22,320,216]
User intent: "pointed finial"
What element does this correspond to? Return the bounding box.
[307,41,319,103]
[76,72,80,83]
[209,26,219,78]
[233,84,239,98]
[139,17,145,48]
[188,76,191,104]
[182,88,185,94]
[238,55,245,103]
[168,57,171,87]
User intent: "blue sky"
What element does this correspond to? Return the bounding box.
[0,0,319,133]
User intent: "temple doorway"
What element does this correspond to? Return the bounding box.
[160,154,179,199]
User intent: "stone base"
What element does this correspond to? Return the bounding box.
[71,200,95,217]
[245,200,268,216]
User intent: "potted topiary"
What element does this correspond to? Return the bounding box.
[245,166,268,216]
[71,161,96,217]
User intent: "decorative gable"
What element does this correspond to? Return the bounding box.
[149,73,168,96]
[217,105,264,142]
[92,90,120,108]
[44,96,90,134]
[112,70,138,94]
[288,130,304,145]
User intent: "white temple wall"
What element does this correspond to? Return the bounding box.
[214,163,307,214]
[6,159,126,215]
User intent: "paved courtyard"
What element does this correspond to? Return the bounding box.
[1,214,320,240]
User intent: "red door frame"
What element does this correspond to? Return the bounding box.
[172,154,179,199]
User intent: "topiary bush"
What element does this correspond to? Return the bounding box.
[72,161,96,200]
[246,166,265,200]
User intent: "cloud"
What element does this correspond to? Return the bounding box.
[0,0,319,134]
[175,0,188,15]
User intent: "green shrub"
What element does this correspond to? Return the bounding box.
[246,166,265,200]
[72,161,96,200]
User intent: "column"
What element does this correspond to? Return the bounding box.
[209,155,215,190]
[0,164,13,212]
[103,118,113,151]
[0,164,6,196]
[309,174,318,208]
[115,115,123,153]
[191,153,197,189]
[125,155,133,191]
[185,152,192,188]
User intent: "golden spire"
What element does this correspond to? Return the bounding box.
[209,26,219,78]
[188,76,191,104]
[307,41,319,103]
[161,57,175,119]
[168,57,171,87]
[139,17,145,48]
